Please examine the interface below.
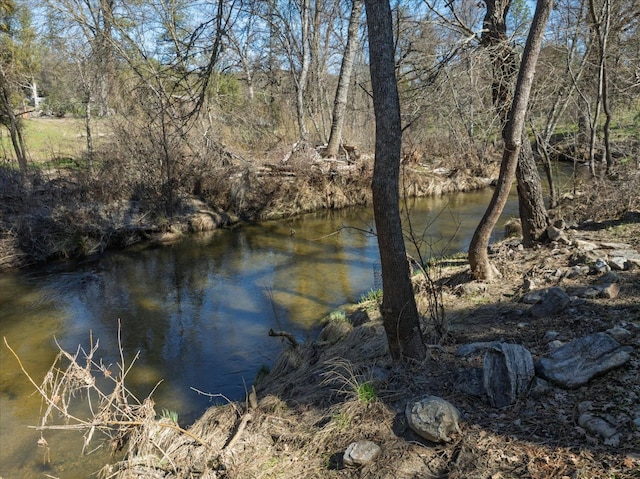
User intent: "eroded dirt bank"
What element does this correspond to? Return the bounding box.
[112,214,639,479]
[0,157,494,271]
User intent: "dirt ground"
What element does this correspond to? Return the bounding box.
[113,214,640,479]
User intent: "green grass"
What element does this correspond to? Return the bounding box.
[159,409,179,424]
[328,309,349,323]
[356,382,377,403]
[1,117,109,164]
[360,288,382,304]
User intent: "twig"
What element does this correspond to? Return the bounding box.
[268,329,299,348]
[222,412,253,451]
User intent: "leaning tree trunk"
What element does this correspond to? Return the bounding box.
[469,0,553,280]
[325,0,363,158]
[364,0,425,361]
[481,0,549,246]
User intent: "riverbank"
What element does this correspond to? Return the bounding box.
[0,153,496,272]
[101,213,639,478]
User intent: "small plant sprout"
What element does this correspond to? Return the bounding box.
[320,358,378,404]
[328,310,348,323]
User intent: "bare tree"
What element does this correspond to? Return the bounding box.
[469,0,554,280]
[364,0,425,361]
[325,0,363,158]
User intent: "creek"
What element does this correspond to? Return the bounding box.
[0,187,522,478]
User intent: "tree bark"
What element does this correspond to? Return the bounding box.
[0,79,28,172]
[325,0,363,158]
[516,135,548,246]
[469,0,553,280]
[364,0,425,361]
[481,0,549,247]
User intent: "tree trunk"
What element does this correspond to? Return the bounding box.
[0,80,28,172]
[469,0,553,280]
[517,134,548,246]
[295,0,311,140]
[481,0,549,246]
[325,0,363,158]
[364,0,425,361]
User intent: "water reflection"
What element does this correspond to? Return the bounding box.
[0,187,518,478]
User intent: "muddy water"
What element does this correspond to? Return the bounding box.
[0,188,519,478]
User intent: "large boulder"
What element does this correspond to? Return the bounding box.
[405,396,461,443]
[535,333,632,389]
[483,343,534,408]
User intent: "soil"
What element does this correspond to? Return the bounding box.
[114,214,640,479]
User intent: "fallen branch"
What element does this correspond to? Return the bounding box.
[268,329,299,348]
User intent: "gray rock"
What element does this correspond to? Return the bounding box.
[483,343,534,408]
[548,340,564,349]
[529,287,570,317]
[566,265,590,279]
[547,224,569,243]
[578,413,620,446]
[609,249,640,268]
[406,396,461,442]
[593,258,611,273]
[535,333,633,388]
[523,287,552,304]
[343,440,381,467]
[543,331,560,342]
[600,242,632,250]
[606,325,633,342]
[456,282,487,296]
[609,256,628,271]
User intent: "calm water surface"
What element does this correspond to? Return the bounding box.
[0,188,519,478]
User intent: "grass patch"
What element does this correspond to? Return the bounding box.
[1,117,110,163]
[360,289,382,311]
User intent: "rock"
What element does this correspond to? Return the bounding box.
[592,258,611,273]
[574,239,598,251]
[535,333,633,388]
[609,249,640,268]
[547,224,569,243]
[606,325,633,342]
[600,241,632,250]
[548,340,564,349]
[529,287,570,317]
[543,331,560,342]
[523,287,552,304]
[529,377,551,399]
[456,282,487,296]
[483,343,534,408]
[343,440,381,467]
[565,265,589,278]
[578,413,620,446]
[609,256,628,271]
[597,271,621,284]
[596,283,620,299]
[406,396,461,442]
